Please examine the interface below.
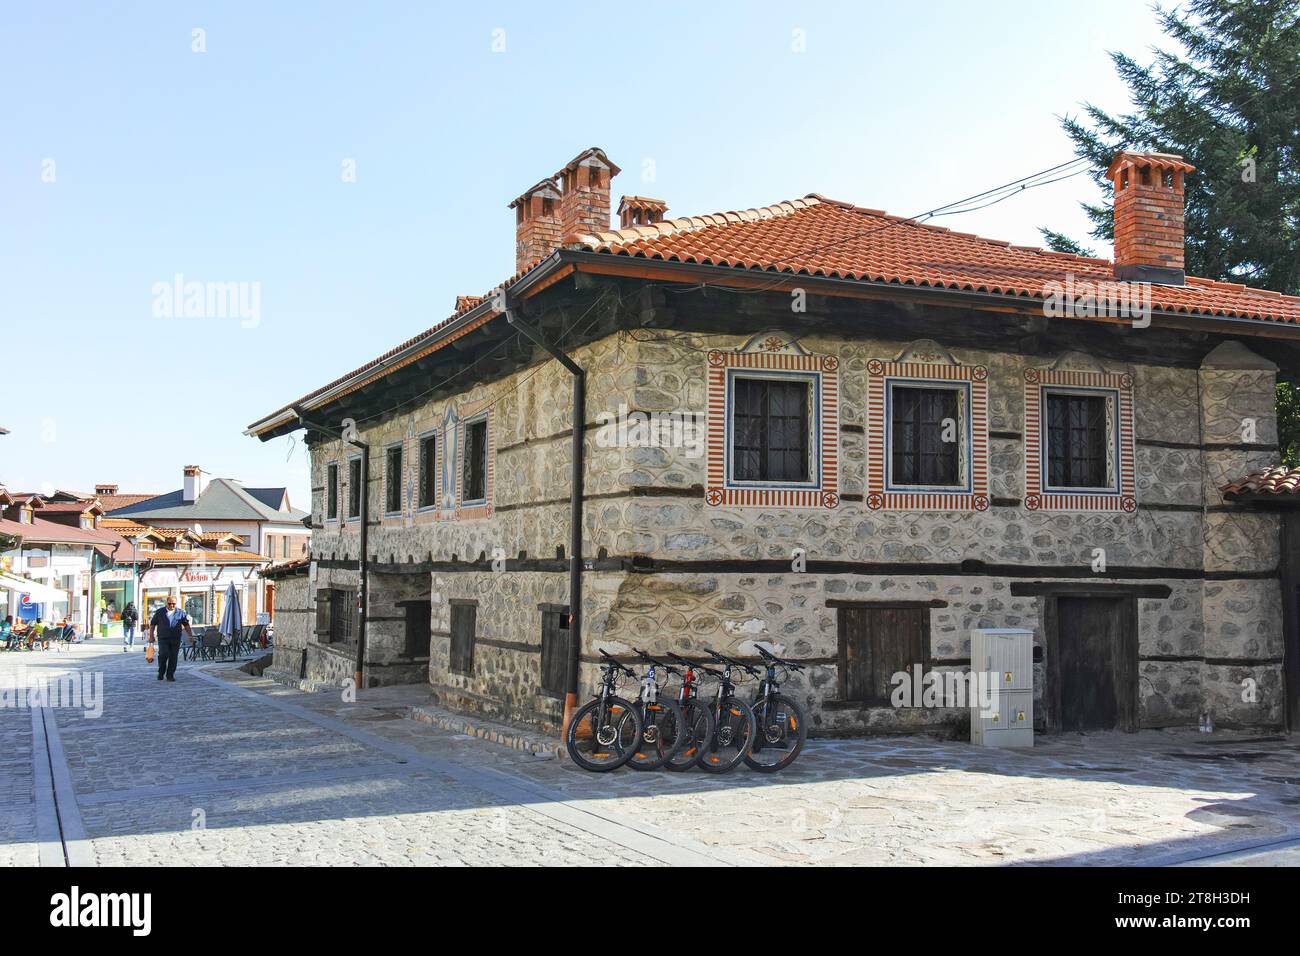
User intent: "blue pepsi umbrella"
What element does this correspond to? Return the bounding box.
[219,581,242,640]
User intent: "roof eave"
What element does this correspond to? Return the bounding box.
[561,251,1300,338]
[246,251,571,441]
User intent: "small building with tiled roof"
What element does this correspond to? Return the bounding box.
[248,146,1300,735]
[96,465,303,626]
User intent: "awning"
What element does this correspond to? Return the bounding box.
[0,571,69,604]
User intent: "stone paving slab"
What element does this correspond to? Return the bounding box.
[3,641,1298,866]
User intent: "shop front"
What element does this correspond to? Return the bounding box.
[139,566,257,627]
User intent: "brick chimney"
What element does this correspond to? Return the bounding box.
[618,196,668,229]
[509,179,564,273]
[182,465,207,503]
[95,483,118,496]
[555,147,620,241]
[1105,151,1195,285]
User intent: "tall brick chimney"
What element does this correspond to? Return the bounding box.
[1105,150,1195,285]
[556,147,620,241]
[618,196,668,229]
[509,179,564,273]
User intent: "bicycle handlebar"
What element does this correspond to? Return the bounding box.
[703,647,760,676]
[755,645,806,671]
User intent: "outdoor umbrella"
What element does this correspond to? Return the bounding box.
[219,581,242,648]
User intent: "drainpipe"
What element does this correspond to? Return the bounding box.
[503,296,586,735]
[293,406,369,689]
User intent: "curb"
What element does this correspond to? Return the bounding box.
[263,668,349,695]
[408,702,564,760]
[262,668,565,759]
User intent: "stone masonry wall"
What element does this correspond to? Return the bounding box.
[303,327,1286,734]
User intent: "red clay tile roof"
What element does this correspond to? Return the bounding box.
[96,493,155,511]
[250,187,1300,436]
[576,196,1300,324]
[37,499,104,514]
[1221,466,1300,498]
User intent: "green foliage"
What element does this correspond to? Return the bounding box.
[1047,0,1299,295]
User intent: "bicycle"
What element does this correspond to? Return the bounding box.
[695,649,758,774]
[637,649,716,772]
[565,650,644,772]
[626,651,687,770]
[743,645,809,773]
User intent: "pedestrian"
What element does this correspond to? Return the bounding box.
[32,617,46,650]
[121,601,139,652]
[0,615,12,650]
[147,597,193,682]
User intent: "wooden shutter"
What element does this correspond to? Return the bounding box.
[403,602,431,658]
[314,589,331,641]
[838,605,928,704]
[449,601,477,675]
[539,607,569,697]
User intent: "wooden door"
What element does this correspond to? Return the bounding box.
[403,602,431,659]
[539,607,570,698]
[837,605,927,704]
[1056,596,1137,731]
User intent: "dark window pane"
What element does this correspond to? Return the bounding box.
[1046,393,1109,488]
[326,465,338,519]
[731,377,810,482]
[385,446,402,513]
[463,420,488,502]
[891,387,960,486]
[348,458,362,517]
[418,436,437,508]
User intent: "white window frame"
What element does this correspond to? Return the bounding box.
[725,369,822,490]
[884,379,972,493]
[1040,385,1121,495]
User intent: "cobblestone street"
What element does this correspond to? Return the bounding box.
[4,641,1299,867]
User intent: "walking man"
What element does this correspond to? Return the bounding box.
[148,597,193,682]
[121,601,139,652]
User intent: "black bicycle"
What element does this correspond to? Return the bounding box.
[743,645,808,773]
[641,650,716,772]
[565,650,644,772]
[626,652,687,771]
[696,649,758,774]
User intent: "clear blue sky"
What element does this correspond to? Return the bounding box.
[1,1,1167,506]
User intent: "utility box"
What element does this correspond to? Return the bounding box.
[970,628,1034,748]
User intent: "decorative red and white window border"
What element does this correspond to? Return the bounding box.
[451,399,494,521]
[1023,367,1136,513]
[864,358,990,512]
[705,337,840,509]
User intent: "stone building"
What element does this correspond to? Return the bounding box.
[248,147,1300,738]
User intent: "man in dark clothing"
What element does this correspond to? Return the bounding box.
[121,602,139,652]
[148,598,194,681]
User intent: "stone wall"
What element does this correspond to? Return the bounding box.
[302,327,1286,734]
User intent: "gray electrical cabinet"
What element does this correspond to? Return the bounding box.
[969,627,1034,748]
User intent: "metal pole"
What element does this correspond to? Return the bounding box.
[355,449,368,689]
[504,302,586,735]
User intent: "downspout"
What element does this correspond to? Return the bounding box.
[503,295,587,735]
[293,406,369,690]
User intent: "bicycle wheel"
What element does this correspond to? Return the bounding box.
[628,697,686,770]
[743,693,807,772]
[697,696,755,774]
[664,698,716,772]
[566,697,642,772]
